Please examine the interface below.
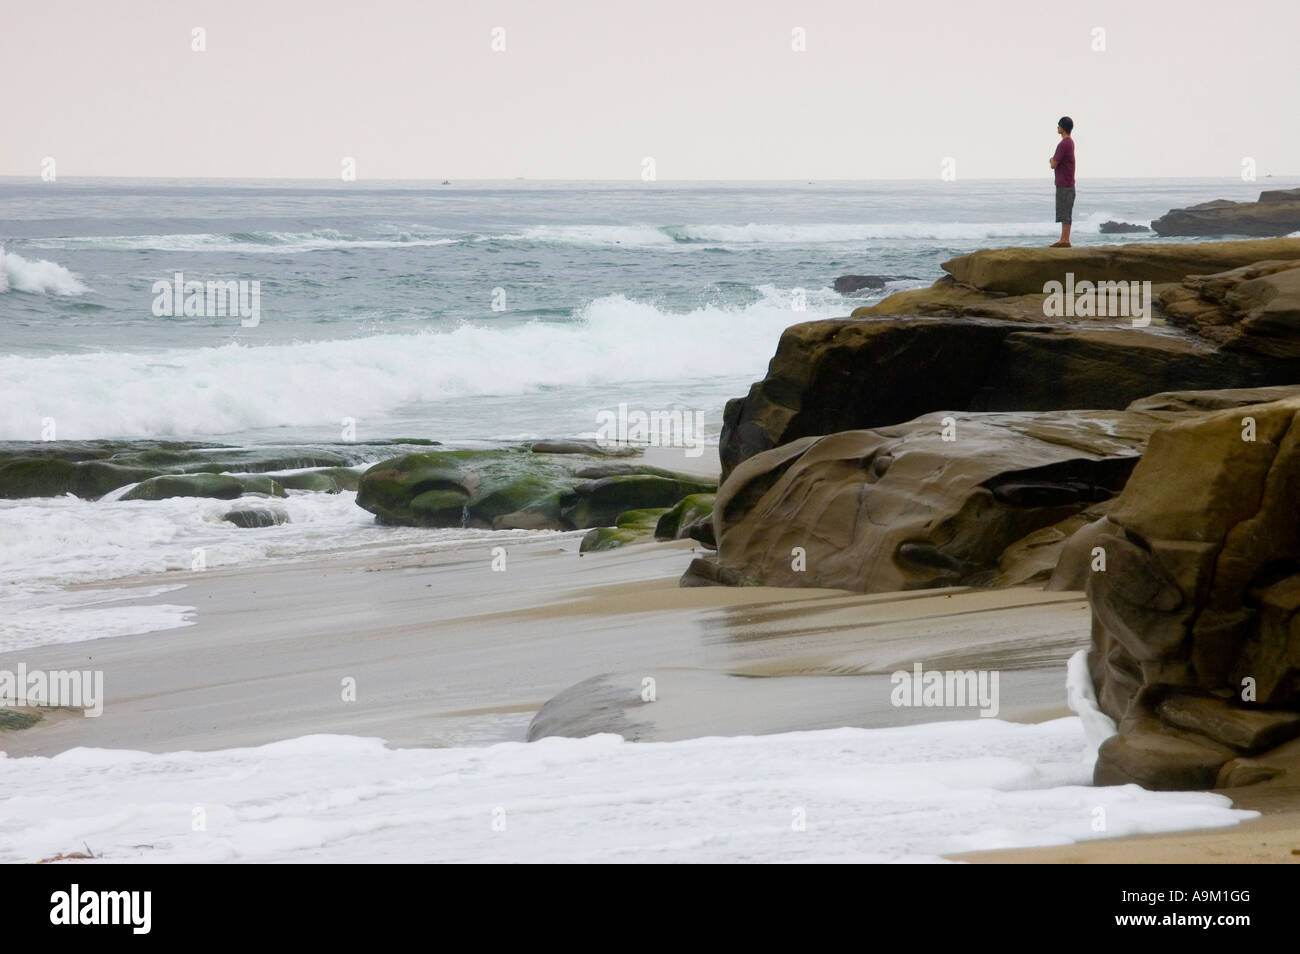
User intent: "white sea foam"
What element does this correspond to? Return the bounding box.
[0,720,1255,863]
[29,229,458,254]
[1066,648,1118,769]
[490,216,1122,246]
[669,215,1118,243]
[0,247,89,295]
[489,224,678,246]
[0,289,841,440]
[0,490,559,650]
[23,213,1130,257]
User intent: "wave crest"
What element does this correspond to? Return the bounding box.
[0,248,89,295]
[0,289,842,439]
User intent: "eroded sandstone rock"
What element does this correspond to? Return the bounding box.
[719,316,1293,480]
[1086,395,1300,789]
[702,409,1180,593]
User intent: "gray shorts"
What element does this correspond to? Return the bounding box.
[1056,186,1076,224]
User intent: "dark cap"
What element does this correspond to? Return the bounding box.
[1058,116,1074,133]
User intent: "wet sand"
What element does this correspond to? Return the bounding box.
[0,531,1088,755]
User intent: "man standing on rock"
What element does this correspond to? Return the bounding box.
[1049,116,1075,247]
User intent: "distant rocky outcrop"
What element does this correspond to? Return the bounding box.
[1152,189,1300,237]
[1084,395,1300,790]
[1099,221,1150,234]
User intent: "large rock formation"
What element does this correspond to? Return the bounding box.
[1151,188,1300,237]
[893,237,1300,297]
[719,317,1295,480]
[696,408,1184,593]
[1086,395,1300,789]
[721,239,1300,480]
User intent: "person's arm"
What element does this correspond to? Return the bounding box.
[1050,157,1059,169]
[1049,141,1063,169]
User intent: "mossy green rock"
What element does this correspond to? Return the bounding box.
[579,508,670,551]
[223,505,290,528]
[0,708,43,730]
[122,473,286,501]
[0,458,160,499]
[616,507,671,531]
[574,463,718,484]
[356,450,577,529]
[579,526,643,552]
[274,468,361,493]
[655,493,717,540]
[357,449,716,530]
[562,475,716,528]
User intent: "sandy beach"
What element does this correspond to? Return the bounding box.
[0,527,1088,756]
[5,520,1288,862]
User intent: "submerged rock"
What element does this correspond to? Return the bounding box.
[833,274,905,294]
[530,439,638,457]
[0,439,428,500]
[223,504,290,528]
[272,468,361,493]
[122,473,286,501]
[0,458,160,499]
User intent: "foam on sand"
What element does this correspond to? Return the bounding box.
[0,719,1254,863]
[1066,647,1118,768]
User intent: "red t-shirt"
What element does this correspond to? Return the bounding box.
[1053,137,1075,188]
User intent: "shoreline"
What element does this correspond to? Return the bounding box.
[0,527,1088,755]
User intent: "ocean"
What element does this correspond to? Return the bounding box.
[2,175,1296,644]
[5,175,1293,445]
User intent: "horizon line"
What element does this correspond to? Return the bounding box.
[2,174,1297,185]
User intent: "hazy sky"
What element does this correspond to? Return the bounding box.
[3,0,1297,180]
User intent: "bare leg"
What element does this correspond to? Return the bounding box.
[1062,222,1072,245]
